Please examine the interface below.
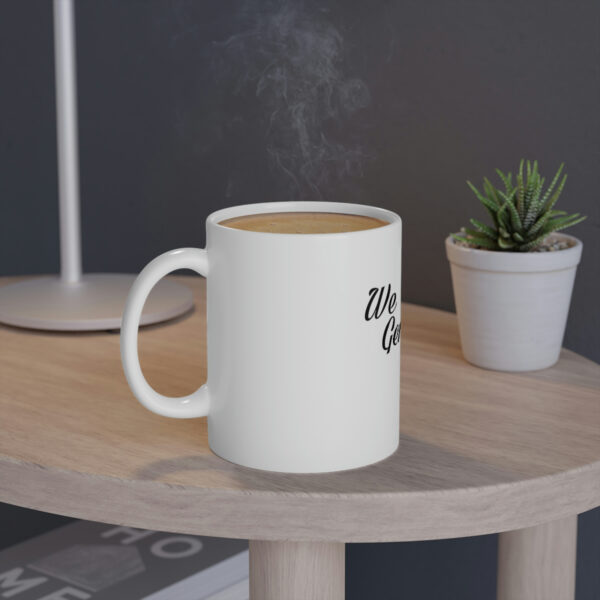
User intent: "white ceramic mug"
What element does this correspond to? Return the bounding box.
[121,201,402,473]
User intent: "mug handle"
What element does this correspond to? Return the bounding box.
[120,248,210,418]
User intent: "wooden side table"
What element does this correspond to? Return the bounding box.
[1,276,598,599]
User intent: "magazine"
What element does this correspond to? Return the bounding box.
[0,520,248,599]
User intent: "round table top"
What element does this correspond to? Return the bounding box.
[1,276,599,543]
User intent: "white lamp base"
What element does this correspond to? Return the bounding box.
[0,274,194,331]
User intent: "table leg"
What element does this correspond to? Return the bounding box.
[249,540,345,600]
[497,515,577,600]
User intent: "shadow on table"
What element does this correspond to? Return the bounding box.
[134,434,518,494]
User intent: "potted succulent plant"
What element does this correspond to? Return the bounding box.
[446,160,586,371]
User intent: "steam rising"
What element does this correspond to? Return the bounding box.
[213,1,372,199]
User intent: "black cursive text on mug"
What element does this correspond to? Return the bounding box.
[365,284,401,354]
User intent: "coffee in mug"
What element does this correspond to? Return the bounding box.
[121,202,401,473]
[219,211,388,234]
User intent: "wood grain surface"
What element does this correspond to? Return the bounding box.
[497,516,577,600]
[250,541,344,600]
[0,276,599,542]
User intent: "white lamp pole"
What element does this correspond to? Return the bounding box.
[0,0,193,331]
[54,0,82,284]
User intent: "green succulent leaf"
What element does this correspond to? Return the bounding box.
[469,218,497,239]
[527,176,544,216]
[543,174,568,213]
[496,202,510,229]
[541,163,565,206]
[535,177,545,201]
[498,236,516,249]
[519,234,548,251]
[495,169,512,193]
[467,180,499,212]
[542,214,586,235]
[497,186,517,203]
[483,177,501,207]
[451,233,498,250]
[464,228,487,238]
[523,192,542,229]
[516,160,525,218]
[470,237,499,250]
[523,169,538,211]
[498,192,523,232]
[528,210,552,237]
[451,233,473,247]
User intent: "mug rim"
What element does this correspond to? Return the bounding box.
[207,201,401,237]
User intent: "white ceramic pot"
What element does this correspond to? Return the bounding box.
[445,233,582,372]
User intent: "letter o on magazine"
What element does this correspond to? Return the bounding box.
[151,537,203,559]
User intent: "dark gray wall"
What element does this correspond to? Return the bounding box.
[1,1,598,598]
